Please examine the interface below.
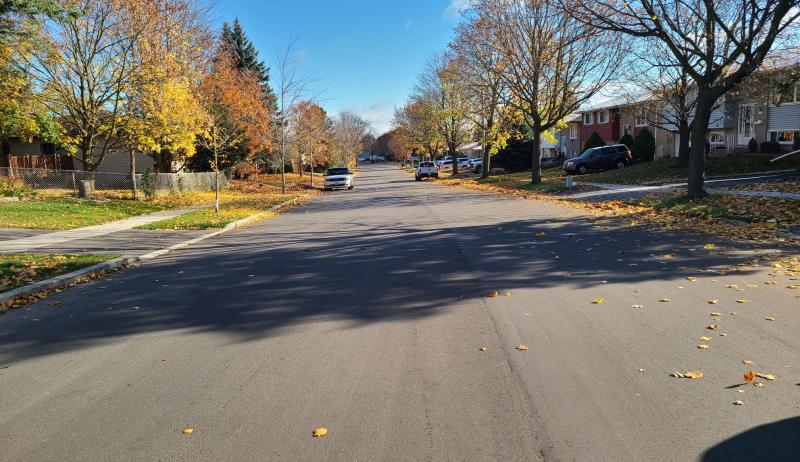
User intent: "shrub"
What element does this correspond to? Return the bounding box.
[633,127,656,161]
[618,133,634,151]
[793,132,800,151]
[0,176,35,198]
[748,137,759,153]
[583,132,605,152]
[140,169,157,201]
[760,141,782,154]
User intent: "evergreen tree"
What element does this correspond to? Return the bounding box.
[633,127,656,161]
[583,132,605,151]
[793,132,800,151]
[618,132,634,151]
[221,18,276,109]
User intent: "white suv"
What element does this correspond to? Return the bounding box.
[324,167,354,191]
[415,161,439,180]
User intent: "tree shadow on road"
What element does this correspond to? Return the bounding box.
[0,187,783,364]
[701,417,800,462]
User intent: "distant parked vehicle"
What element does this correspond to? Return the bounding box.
[457,157,471,169]
[563,144,632,175]
[470,158,483,173]
[435,156,453,168]
[415,161,439,181]
[324,167,354,191]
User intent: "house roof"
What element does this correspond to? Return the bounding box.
[576,91,652,113]
[565,113,581,123]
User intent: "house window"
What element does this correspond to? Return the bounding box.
[738,104,754,140]
[569,123,578,139]
[583,113,593,125]
[771,82,799,105]
[635,108,647,127]
[597,110,609,124]
[769,131,798,145]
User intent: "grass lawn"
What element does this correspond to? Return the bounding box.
[0,254,117,294]
[138,188,308,230]
[0,198,166,230]
[437,168,597,196]
[574,155,800,185]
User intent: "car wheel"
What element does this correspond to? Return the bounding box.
[348,185,354,190]
[615,159,626,169]
[415,176,421,181]
[578,164,588,174]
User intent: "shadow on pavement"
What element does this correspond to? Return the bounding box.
[702,417,800,462]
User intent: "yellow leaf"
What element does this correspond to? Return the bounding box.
[707,324,720,330]
[765,316,775,321]
[312,427,328,437]
[182,428,194,435]
[736,300,748,304]
[671,370,703,379]
[698,336,712,341]
[488,290,499,297]
[742,360,753,365]
[733,400,744,406]
[708,299,720,304]
[479,347,487,351]
[697,344,710,349]
[686,277,697,282]
[592,298,605,304]
[704,243,717,249]
[659,298,670,303]
[758,373,776,381]
[710,312,722,317]
[516,344,528,351]
[536,232,546,237]
[632,304,644,309]
[753,382,765,387]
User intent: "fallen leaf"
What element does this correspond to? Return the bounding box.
[744,370,757,383]
[708,299,720,304]
[707,324,720,330]
[710,312,722,317]
[639,368,646,373]
[697,344,710,349]
[686,277,697,282]
[753,382,765,387]
[698,336,712,341]
[632,304,645,309]
[312,427,328,437]
[704,243,717,249]
[659,298,671,303]
[758,373,777,381]
[743,360,753,365]
[504,292,512,297]
[671,371,703,379]
[182,428,194,435]
[488,291,499,297]
[733,400,744,406]
[736,299,748,304]
[592,298,605,304]
[516,344,529,351]
[536,232,546,237]
[479,347,487,351]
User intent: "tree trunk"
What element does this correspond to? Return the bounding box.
[687,91,714,198]
[677,120,691,167]
[130,148,137,200]
[531,129,542,184]
[480,141,491,179]
[451,142,459,177]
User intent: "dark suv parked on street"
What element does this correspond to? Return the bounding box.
[563,144,632,175]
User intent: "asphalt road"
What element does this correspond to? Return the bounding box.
[1,164,799,461]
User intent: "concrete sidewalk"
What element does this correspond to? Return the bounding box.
[0,206,204,254]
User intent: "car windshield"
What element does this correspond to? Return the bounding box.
[326,168,350,176]
[578,148,600,158]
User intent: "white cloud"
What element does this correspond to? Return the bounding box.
[443,0,471,19]
[351,101,394,135]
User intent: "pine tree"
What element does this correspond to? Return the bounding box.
[221,19,276,109]
[633,128,656,161]
[583,132,605,151]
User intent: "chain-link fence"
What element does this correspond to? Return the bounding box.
[0,167,228,195]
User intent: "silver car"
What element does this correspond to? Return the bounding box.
[324,167,354,191]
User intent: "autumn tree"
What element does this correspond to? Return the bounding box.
[290,100,329,186]
[330,111,369,167]
[222,18,277,110]
[393,100,443,161]
[0,0,76,38]
[413,52,473,176]
[198,50,272,212]
[451,13,510,178]
[475,0,621,184]
[23,0,143,171]
[571,0,800,197]
[123,0,212,173]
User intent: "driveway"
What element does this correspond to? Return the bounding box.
[1,164,798,461]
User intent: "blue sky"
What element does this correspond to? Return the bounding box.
[214,0,469,135]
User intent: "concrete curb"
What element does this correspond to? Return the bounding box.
[0,195,307,308]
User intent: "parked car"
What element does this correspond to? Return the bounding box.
[435,156,453,168]
[563,144,632,175]
[415,161,439,181]
[457,157,471,168]
[470,158,483,173]
[324,167,354,190]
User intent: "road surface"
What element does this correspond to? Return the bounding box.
[1,164,799,461]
